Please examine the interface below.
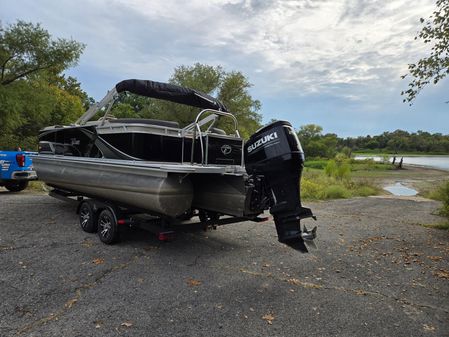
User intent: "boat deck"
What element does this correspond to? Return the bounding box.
[35,154,246,176]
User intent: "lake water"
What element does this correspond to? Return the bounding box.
[355,155,449,171]
[383,182,417,196]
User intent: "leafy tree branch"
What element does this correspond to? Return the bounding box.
[401,0,449,104]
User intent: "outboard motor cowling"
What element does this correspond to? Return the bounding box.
[245,121,316,252]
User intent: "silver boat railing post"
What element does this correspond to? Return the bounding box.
[181,109,241,166]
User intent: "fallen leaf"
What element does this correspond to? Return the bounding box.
[94,319,103,328]
[82,239,93,248]
[92,258,105,265]
[423,324,435,332]
[240,269,263,276]
[137,278,144,284]
[427,256,442,262]
[65,298,78,309]
[262,313,275,325]
[354,289,368,296]
[432,269,449,279]
[186,278,202,287]
[287,278,322,289]
[121,321,133,328]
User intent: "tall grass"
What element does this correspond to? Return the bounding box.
[324,157,351,180]
[305,158,393,172]
[301,155,387,200]
[426,181,449,219]
[301,168,379,201]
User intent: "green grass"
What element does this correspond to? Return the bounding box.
[353,150,448,155]
[421,222,449,230]
[27,181,48,192]
[424,180,449,219]
[305,158,393,172]
[301,168,381,201]
[301,158,386,201]
[349,159,393,171]
[303,160,328,170]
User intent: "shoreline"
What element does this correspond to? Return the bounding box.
[353,155,449,174]
[354,165,448,198]
[353,152,449,157]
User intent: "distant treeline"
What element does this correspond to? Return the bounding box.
[297,125,449,158]
[341,129,449,154]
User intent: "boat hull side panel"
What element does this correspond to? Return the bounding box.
[33,157,193,217]
[191,174,248,217]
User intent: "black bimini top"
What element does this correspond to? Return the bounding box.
[116,79,228,112]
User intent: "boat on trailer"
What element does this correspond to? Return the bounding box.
[33,79,317,251]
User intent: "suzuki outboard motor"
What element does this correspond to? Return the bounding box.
[245,121,316,252]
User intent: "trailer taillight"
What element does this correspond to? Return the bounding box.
[158,231,176,242]
[16,154,25,167]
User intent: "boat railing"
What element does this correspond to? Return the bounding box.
[76,88,118,125]
[180,109,242,166]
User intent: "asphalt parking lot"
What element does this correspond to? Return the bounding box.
[1,191,448,337]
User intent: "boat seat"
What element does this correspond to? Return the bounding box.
[210,128,226,135]
[109,118,180,128]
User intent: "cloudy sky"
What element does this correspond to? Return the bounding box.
[2,0,448,136]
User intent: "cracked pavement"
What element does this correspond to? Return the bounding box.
[0,191,448,336]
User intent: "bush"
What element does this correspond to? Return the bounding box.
[301,178,323,200]
[349,159,393,171]
[323,185,350,199]
[424,181,449,223]
[304,160,328,170]
[336,161,351,180]
[353,185,378,197]
[324,158,351,180]
[301,168,379,201]
[324,160,336,177]
[439,182,449,218]
[0,134,38,151]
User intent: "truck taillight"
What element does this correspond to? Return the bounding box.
[16,154,25,167]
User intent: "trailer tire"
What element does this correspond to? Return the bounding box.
[199,210,220,223]
[4,181,28,192]
[177,208,194,221]
[97,209,119,244]
[79,201,97,233]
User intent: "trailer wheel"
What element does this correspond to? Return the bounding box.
[199,210,220,223]
[79,201,97,233]
[4,181,28,192]
[97,209,119,244]
[177,208,194,221]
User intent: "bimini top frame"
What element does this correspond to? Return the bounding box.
[76,79,228,126]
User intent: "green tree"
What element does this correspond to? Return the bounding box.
[0,79,85,149]
[0,20,85,86]
[0,21,86,149]
[297,124,323,142]
[322,133,339,158]
[401,0,449,104]
[111,63,262,138]
[297,124,338,158]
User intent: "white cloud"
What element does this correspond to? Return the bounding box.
[1,0,436,100]
[91,0,433,99]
